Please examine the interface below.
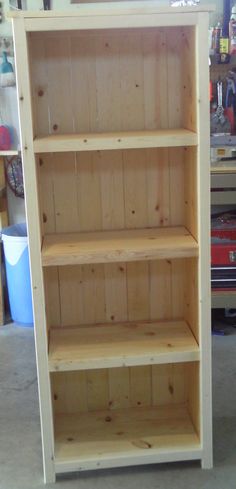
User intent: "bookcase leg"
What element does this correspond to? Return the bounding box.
[44,467,56,484]
[201,452,213,469]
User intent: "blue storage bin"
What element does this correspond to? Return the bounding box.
[2,223,33,326]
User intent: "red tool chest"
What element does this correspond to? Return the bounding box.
[211,213,236,290]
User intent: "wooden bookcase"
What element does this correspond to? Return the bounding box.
[11,2,212,483]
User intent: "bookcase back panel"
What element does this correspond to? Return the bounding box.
[38,147,197,236]
[44,257,198,329]
[51,362,193,414]
[29,26,196,136]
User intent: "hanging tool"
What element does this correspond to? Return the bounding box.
[43,0,51,9]
[211,81,231,135]
[0,51,15,88]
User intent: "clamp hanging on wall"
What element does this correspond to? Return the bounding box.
[43,0,51,9]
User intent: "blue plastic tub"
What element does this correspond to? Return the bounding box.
[2,223,33,326]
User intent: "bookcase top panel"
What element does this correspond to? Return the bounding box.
[9,1,214,19]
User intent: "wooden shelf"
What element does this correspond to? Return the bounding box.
[212,290,236,309]
[211,166,236,174]
[33,129,197,153]
[54,403,201,474]
[0,150,18,156]
[42,226,198,267]
[49,320,199,372]
[9,4,215,18]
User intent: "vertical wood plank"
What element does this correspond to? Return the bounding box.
[52,153,78,233]
[95,33,121,132]
[38,154,56,234]
[169,148,185,226]
[87,369,109,412]
[152,363,187,406]
[29,34,50,136]
[127,261,151,406]
[46,36,74,134]
[149,260,172,320]
[70,34,97,132]
[187,362,200,435]
[171,259,185,319]
[58,266,84,326]
[52,371,87,414]
[143,29,168,129]
[123,149,148,229]
[127,262,149,321]
[182,26,197,132]
[119,32,144,131]
[130,366,152,407]
[104,263,127,323]
[76,151,102,232]
[109,368,130,409]
[167,27,183,129]
[196,12,212,468]
[12,18,55,482]
[81,264,106,325]
[146,148,170,228]
[100,150,125,231]
[184,258,199,342]
[44,268,61,327]
[184,146,198,239]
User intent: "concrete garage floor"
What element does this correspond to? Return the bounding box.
[1,324,236,489]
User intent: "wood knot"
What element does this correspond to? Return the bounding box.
[53,124,58,131]
[38,89,44,97]
[132,440,152,449]
[105,416,112,422]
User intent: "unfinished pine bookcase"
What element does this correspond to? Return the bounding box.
[11,2,212,483]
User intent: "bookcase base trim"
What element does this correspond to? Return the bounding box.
[55,449,203,474]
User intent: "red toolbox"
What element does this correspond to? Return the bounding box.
[211,212,236,290]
